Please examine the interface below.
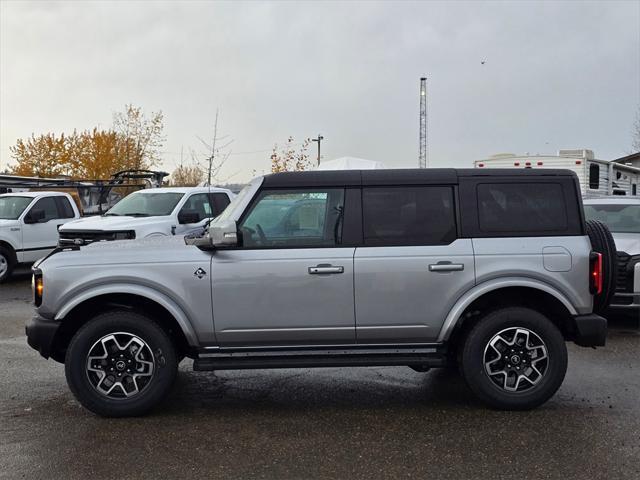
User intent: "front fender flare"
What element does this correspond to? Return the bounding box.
[54,283,199,346]
[437,277,579,342]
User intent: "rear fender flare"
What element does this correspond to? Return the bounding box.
[437,277,578,342]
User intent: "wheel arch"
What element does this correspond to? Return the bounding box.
[0,239,18,263]
[438,278,579,344]
[52,286,198,362]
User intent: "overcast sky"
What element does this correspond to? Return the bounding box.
[1,0,639,182]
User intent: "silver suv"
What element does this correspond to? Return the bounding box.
[26,169,612,416]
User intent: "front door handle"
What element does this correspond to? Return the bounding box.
[308,264,344,275]
[429,263,464,272]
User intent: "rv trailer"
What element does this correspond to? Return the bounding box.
[474,149,640,198]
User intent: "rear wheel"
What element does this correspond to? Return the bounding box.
[586,219,617,313]
[460,307,567,410]
[0,246,15,283]
[65,310,177,417]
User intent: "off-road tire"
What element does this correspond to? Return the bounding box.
[65,310,177,417]
[0,245,15,283]
[460,307,568,410]
[586,219,617,313]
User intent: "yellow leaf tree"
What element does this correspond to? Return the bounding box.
[9,105,165,179]
[270,137,312,173]
[169,164,205,187]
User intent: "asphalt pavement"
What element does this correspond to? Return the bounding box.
[1,271,639,479]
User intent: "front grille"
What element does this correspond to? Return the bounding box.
[58,230,136,246]
[616,252,632,293]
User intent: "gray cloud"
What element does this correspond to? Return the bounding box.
[1,0,639,181]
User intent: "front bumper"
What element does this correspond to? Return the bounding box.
[26,314,61,360]
[568,313,607,347]
[608,292,640,311]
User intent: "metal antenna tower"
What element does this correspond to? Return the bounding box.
[419,77,428,168]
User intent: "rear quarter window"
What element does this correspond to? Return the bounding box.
[477,183,568,233]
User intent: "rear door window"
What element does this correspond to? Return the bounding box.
[55,197,75,218]
[477,183,568,233]
[209,192,231,216]
[362,186,456,246]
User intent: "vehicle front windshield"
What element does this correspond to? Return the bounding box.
[584,204,640,234]
[105,192,184,217]
[0,196,33,220]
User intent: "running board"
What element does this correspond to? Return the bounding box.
[193,345,448,371]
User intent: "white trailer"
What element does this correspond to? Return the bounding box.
[474,149,640,198]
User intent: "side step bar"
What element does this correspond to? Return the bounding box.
[193,345,448,371]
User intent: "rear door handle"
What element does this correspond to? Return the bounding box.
[429,263,464,272]
[308,264,344,275]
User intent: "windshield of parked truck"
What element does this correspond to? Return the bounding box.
[105,192,184,217]
[584,204,640,233]
[0,196,33,220]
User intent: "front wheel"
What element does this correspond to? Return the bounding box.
[459,307,567,410]
[65,311,177,417]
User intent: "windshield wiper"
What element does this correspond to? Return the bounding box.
[123,213,151,217]
[103,212,121,217]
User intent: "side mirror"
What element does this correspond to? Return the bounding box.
[184,219,238,250]
[25,209,45,224]
[178,209,201,224]
[209,219,238,247]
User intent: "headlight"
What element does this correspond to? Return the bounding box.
[32,268,43,306]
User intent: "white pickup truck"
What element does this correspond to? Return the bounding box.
[58,186,234,247]
[0,191,81,282]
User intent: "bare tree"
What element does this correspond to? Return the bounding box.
[191,109,234,185]
[113,104,165,170]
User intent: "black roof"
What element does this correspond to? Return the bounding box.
[261,168,578,188]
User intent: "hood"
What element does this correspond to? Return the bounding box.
[0,219,20,229]
[59,215,172,232]
[40,235,197,269]
[610,233,640,256]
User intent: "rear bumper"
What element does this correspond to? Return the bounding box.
[569,313,607,347]
[25,314,61,360]
[608,293,640,310]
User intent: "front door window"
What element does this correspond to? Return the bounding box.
[239,189,345,248]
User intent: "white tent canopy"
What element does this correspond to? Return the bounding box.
[315,156,386,170]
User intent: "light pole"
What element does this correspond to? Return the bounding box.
[312,134,324,166]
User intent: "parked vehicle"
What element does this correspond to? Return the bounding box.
[58,187,234,246]
[27,168,613,416]
[0,191,81,282]
[583,197,640,322]
[475,149,640,197]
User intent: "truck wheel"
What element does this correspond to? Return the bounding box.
[65,310,177,417]
[460,307,567,410]
[0,246,15,283]
[586,220,617,313]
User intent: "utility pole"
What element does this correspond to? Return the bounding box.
[312,134,324,166]
[419,77,428,168]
